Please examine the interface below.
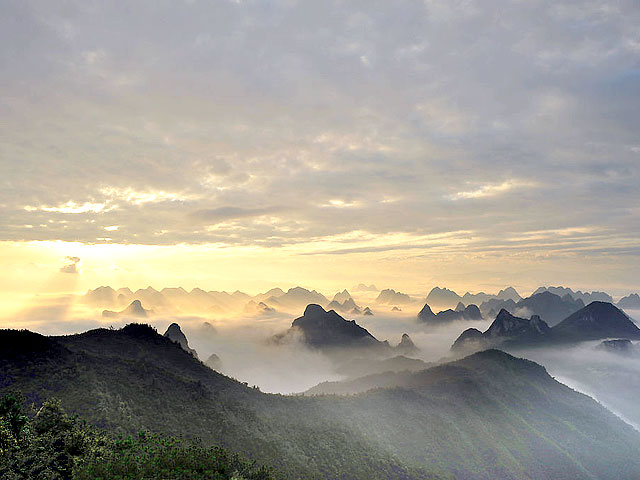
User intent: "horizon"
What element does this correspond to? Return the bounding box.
[2,1,640,324]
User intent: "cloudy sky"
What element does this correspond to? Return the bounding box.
[1,0,639,304]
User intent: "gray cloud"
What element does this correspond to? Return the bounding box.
[0,0,638,262]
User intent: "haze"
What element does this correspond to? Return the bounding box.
[2,1,640,319]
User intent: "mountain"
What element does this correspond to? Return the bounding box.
[332,289,352,303]
[451,328,485,352]
[460,291,491,305]
[618,293,640,310]
[395,333,419,356]
[243,300,276,314]
[597,339,638,356]
[205,352,222,370]
[552,301,640,341]
[83,285,118,306]
[326,296,360,313]
[163,323,198,357]
[331,355,430,381]
[480,291,583,326]
[352,283,378,292]
[4,327,640,479]
[425,286,461,306]
[429,286,521,309]
[533,286,613,304]
[85,285,253,313]
[253,287,286,302]
[452,309,552,354]
[376,288,413,305]
[484,310,552,339]
[263,287,329,312]
[417,302,436,321]
[453,302,640,354]
[496,286,522,301]
[363,306,374,315]
[513,291,584,326]
[481,297,518,317]
[130,286,168,308]
[102,299,151,318]
[273,304,386,351]
[417,302,482,325]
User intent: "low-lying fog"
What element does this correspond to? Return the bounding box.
[5,296,640,431]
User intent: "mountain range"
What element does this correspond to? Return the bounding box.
[480,291,585,326]
[452,301,640,354]
[417,302,482,325]
[3,325,640,479]
[425,286,522,309]
[272,304,414,357]
[532,286,613,304]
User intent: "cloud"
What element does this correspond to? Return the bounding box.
[190,206,285,223]
[448,180,536,201]
[60,256,81,274]
[0,0,637,272]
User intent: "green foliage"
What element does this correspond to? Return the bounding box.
[0,393,276,480]
[75,432,274,480]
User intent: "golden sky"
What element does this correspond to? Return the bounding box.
[2,1,640,322]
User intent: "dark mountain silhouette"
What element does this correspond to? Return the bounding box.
[452,310,552,353]
[102,299,151,318]
[485,310,552,339]
[363,306,374,315]
[417,303,436,321]
[451,328,485,352]
[480,291,583,326]
[618,293,640,310]
[273,304,385,351]
[3,327,640,479]
[453,302,640,354]
[514,291,584,326]
[552,302,640,341]
[417,302,482,325]
[163,323,198,357]
[376,289,413,305]
[533,286,613,304]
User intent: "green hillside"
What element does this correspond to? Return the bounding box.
[2,324,640,479]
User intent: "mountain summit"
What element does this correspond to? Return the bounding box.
[553,301,640,341]
[163,323,198,358]
[275,304,385,351]
[102,299,151,318]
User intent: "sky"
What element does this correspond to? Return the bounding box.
[1,0,640,310]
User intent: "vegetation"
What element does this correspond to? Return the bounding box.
[3,325,640,479]
[0,392,275,480]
